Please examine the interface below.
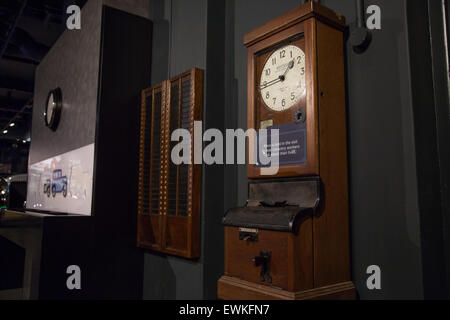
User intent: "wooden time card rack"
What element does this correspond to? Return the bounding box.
[137,68,203,259]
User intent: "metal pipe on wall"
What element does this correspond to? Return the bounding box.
[350,0,372,53]
[442,0,450,87]
[356,0,364,28]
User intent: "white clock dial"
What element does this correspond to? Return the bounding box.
[259,44,306,111]
[46,93,55,123]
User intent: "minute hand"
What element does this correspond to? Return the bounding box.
[259,60,295,90]
[260,77,282,90]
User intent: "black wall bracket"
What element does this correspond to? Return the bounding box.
[349,0,372,53]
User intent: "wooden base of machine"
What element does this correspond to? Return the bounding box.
[218,276,356,300]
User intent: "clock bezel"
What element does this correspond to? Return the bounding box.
[44,87,63,131]
[255,35,307,125]
[258,42,306,112]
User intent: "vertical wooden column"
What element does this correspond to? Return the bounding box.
[314,20,351,287]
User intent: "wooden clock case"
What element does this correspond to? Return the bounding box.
[218,2,356,300]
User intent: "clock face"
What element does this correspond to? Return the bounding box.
[259,44,306,111]
[46,93,55,124]
[44,88,62,131]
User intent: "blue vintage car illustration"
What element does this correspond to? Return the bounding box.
[43,178,51,197]
[43,169,67,198]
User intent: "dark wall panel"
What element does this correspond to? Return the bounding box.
[406,0,447,299]
[90,5,152,299]
[427,0,450,299]
[203,0,226,300]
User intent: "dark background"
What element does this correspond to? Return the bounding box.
[2,1,152,299]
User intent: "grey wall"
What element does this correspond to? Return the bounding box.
[30,0,102,165]
[344,0,423,299]
[143,0,447,300]
[221,0,444,300]
[144,0,211,300]
[229,0,424,300]
[144,0,227,300]
[30,0,150,165]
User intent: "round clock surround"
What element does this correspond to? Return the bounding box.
[44,87,62,131]
[259,44,306,112]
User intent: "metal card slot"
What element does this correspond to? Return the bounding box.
[239,227,259,242]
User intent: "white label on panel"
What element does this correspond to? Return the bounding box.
[26,143,94,216]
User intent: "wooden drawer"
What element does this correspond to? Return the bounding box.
[225,227,289,290]
[224,223,313,292]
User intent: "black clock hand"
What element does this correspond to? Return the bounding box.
[260,77,282,90]
[279,60,295,81]
[260,60,295,90]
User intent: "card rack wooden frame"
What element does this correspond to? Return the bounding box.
[137,68,203,259]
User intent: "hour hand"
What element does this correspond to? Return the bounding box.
[279,60,295,81]
[260,77,281,90]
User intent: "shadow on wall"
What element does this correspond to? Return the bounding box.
[143,253,177,299]
[344,12,423,299]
